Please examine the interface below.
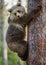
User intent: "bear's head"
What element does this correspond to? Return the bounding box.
[8,4,26,23]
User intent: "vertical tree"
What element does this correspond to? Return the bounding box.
[28,0,46,65]
[0,0,8,65]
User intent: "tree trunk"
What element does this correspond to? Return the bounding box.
[27,0,46,65]
[0,0,8,65]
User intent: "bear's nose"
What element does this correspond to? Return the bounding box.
[18,16,20,17]
[17,10,21,13]
[14,13,16,15]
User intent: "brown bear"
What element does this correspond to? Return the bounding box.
[6,2,42,61]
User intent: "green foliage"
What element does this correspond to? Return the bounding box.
[0,40,3,65]
[8,50,21,65]
[0,29,2,41]
[8,50,27,65]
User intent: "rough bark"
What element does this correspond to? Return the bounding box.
[27,0,46,65]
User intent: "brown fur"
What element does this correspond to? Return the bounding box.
[6,4,42,61]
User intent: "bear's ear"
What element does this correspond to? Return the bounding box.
[8,8,12,13]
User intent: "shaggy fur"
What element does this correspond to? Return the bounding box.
[6,3,42,61]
